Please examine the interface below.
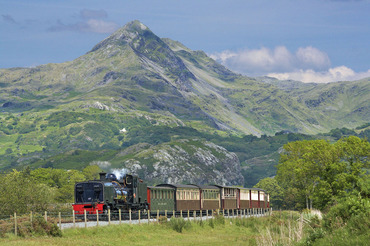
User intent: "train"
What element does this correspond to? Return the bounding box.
[72,172,269,218]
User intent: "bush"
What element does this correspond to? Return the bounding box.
[0,215,62,238]
[323,195,369,232]
[157,216,168,224]
[168,217,191,233]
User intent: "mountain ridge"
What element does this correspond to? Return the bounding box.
[1,20,369,136]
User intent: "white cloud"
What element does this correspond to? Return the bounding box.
[268,66,370,83]
[210,46,330,75]
[85,19,118,33]
[296,46,331,70]
[47,8,118,34]
[210,46,369,83]
[48,19,118,33]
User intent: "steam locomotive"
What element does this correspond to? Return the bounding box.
[72,172,148,218]
[72,172,269,218]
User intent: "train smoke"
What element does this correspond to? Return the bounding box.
[110,168,128,180]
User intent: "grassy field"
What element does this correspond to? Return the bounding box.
[2,210,368,246]
[0,212,306,246]
[1,220,256,246]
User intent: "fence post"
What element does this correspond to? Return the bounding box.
[84,210,87,228]
[193,211,196,220]
[157,210,159,222]
[119,209,121,224]
[138,210,141,224]
[108,209,111,225]
[44,211,47,222]
[14,212,17,237]
[180,210,183,218]
[148,210,150,224]
[206,210,208,220]
[59,212,62,230]
[96,209,99,227]
[165,210,167,218]
[173,210,175,218]
[200,210,202,220]
[187,210,190,221]
[73,210,75,228]
[129,209,132,224]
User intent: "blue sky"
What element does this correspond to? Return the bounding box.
[1,0,369,83]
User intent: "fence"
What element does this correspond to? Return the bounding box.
[1,207,272,235]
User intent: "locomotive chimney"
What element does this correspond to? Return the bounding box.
[99,172,107,181]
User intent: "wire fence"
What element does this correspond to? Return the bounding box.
[0,207,272,236]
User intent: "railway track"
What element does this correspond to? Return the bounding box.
[59,209,271,229]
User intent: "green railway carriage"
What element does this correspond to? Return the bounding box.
[157,184,201,211]
[147,186,175,211]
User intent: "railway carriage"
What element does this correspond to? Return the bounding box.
[147,186,175,211]
[195,185,221,210]
[157,184,201,211]
[238,187,251,209]
[258,189,269,208]
[250,188,260,208]
[215,185,239,210]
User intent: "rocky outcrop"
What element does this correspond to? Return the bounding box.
[122,139,244,186]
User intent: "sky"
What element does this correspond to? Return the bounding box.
[1,0,369,83]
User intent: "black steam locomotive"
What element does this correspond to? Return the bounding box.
[72,172,148,218]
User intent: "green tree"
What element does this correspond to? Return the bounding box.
[82,165,102,180]
[277,139,336,209]
[276,136,369,210]
[0,169,55,214]
[31,168,85,203]
[254,177,284,209]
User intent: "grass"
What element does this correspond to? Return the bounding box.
[2,210,368,246]
[0,218,259,246]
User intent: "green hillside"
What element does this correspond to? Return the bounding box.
[0,20,369,185]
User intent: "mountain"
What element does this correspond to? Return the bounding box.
[0,20,369,185]
[1,20,368,135]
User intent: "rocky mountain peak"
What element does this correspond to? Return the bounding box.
[88,20,195,85]
[89,20,151,52]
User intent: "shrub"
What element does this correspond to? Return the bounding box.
[157,216,168,224]
[168,217,191,233]
[0,215,62,238]
[323,195,369,232]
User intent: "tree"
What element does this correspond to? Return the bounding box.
[0,169,55,214]
[276,136,370,210]
[277,139,336,209]
[31,168,85,203]
[82,165,102,180]
[254,177,284,209]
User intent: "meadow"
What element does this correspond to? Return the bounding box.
[0,211,316,246]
